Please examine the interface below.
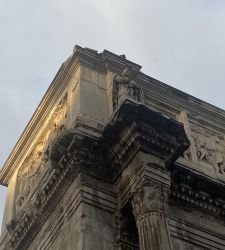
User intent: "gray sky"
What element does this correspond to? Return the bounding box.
[1,0,225,230]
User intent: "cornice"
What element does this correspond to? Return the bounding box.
[1,45,225,186]
[102,99,190,180]
[137,73,225,121]
[0,58,75,185]
[170,163,225,221]
[2,101,224,249]
[3,130,110,250]
[0,46,142,186]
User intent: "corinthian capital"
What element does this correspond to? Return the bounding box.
[132,183,169,220]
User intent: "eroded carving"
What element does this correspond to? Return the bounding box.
[191,124,225,174]
[44,94,68,157]
[15,94,68,216]
[132,183,172,250]
[113,66,144,110]
[132,183,169,220]
[16,141,44,212]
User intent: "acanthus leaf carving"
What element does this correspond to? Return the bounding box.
[132,183,169,221]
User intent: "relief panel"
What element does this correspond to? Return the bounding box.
[190,123,225,175]
[178,111,225,179]
[15,93,68,215]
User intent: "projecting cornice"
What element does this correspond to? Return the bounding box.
[0,46,143,186]
[1,45,225,186]
[102,99,190,179]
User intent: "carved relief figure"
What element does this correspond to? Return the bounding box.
[15,94,68,213]
[16,142,44,212]
[47,94,68,142]
[191,125,225,174]
[43,94,68,159]
[113,66,144,110]
[183,148,192,161]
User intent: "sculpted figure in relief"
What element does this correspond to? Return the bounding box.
[8,94,68,235]
[16,94,68,213]
[16,142,44,212]
[192,125,225,174]
[43,94,68,159]
[113,66,144,110]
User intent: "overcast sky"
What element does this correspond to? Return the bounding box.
[1,0,225,230]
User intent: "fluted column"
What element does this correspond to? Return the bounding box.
[132,183,171,250]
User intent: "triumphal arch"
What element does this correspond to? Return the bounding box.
[1,46,225,250]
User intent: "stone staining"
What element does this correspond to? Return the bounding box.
[191,124,225,174]
[113,206,139,250]
[113,66,144,110]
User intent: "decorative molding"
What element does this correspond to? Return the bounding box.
[190,123,225,174]
[14,93,68,214]
[103,100,190,179]
[3,130,106,250]
[2,46,225,187]
[170,164,225,221]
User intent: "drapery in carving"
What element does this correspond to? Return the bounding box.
[113,66,144,110]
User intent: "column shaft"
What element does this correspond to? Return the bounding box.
[132,184,172,250]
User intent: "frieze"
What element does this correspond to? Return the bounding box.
[190,123,225,174]
[4,130,109,250]
[16,141,44,214]
[4,100,190,249]
[43,93,68,159]
[14,93,68,214]
[178,111,225,178]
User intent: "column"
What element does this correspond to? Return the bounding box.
[132,182,171,250]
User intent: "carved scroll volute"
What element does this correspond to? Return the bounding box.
[132,183,172,250]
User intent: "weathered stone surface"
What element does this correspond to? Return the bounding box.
[1,46,225,250]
